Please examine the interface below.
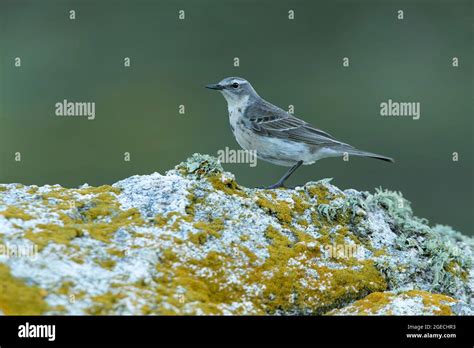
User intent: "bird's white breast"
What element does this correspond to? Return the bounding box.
[226,95,250,142]
[227,95,249,124]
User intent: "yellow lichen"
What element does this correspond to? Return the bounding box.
[26,192,144,248]
[0,263,49,315]
[189,218,224,245]
[0,206,33,220]
[445,260,468,281]
[330,290,458,315]
[56,281,74,295]
[95,259,117,270]
[143,211,389,315]
[27,186,38,194]
[86,291,126,315]
[297,219,309,227]
[155,215,168,227]
[327,291,393,315]
[41,185,120,211]
[240,234,250,242]
[107,248,126,258]
[405,290,456,315]
[117,215,389,315]
[71,256,85,264]
[373,249,387,257]
[292,194,311,214]
[152,248,252,315]
[88,208,144,242]
[208,175,247,197]
[184,193,201,217]
[256,195,292,224]
[306,184,333,204]
[25,224,83,251]
[253,226,386,314]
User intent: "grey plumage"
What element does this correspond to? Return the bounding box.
[206,77,394,188]
[243,93,393,163]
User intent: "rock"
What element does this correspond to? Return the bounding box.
[329,290,471,315]
[0,153,472,315]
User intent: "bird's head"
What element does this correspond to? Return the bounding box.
[206,77,258,105]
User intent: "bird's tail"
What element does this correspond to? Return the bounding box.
[342,148,395,163]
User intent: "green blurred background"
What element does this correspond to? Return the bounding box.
[0,0,472,234]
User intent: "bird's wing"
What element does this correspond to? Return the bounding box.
[245,101,352,147]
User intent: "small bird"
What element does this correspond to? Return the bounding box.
[206,77,394,189]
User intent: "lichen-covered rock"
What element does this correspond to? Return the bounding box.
[329,290,471,315]
[0,153,472,315]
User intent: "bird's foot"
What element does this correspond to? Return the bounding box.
[258,182,286,190]
[257,183,303,190]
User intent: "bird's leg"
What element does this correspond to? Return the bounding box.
[264,160,303,189]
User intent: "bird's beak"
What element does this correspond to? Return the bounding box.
[205,83,224,90]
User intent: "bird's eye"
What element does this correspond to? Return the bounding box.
[232,82,239,88]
